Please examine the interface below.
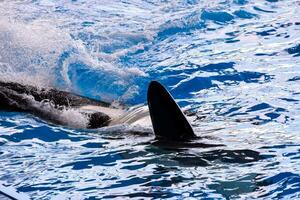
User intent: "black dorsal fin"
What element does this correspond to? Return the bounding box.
[147,81,196,141]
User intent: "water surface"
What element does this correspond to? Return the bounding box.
[0,0,300,199]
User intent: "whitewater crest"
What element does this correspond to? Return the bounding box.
[0,17,147,101]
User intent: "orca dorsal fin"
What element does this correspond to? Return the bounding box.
[147,81,196,141]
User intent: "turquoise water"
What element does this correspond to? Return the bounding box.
[0,0,300,199]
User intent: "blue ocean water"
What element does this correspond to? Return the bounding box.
[0,0,300,199]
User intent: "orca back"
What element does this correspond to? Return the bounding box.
[147,81,196,141]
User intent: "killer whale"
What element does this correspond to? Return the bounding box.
[0,80,117,128]
[0,80,196,141]
[0,81,264,199]
[147,81,196,141]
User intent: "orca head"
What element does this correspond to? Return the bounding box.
[147,81,196,142]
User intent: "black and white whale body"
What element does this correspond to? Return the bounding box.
[0,80,115,128]
[0,80,196,141]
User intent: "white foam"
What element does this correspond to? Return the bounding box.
[0,18,72,87]
[0,16,147,100]
[24,95,90,129]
